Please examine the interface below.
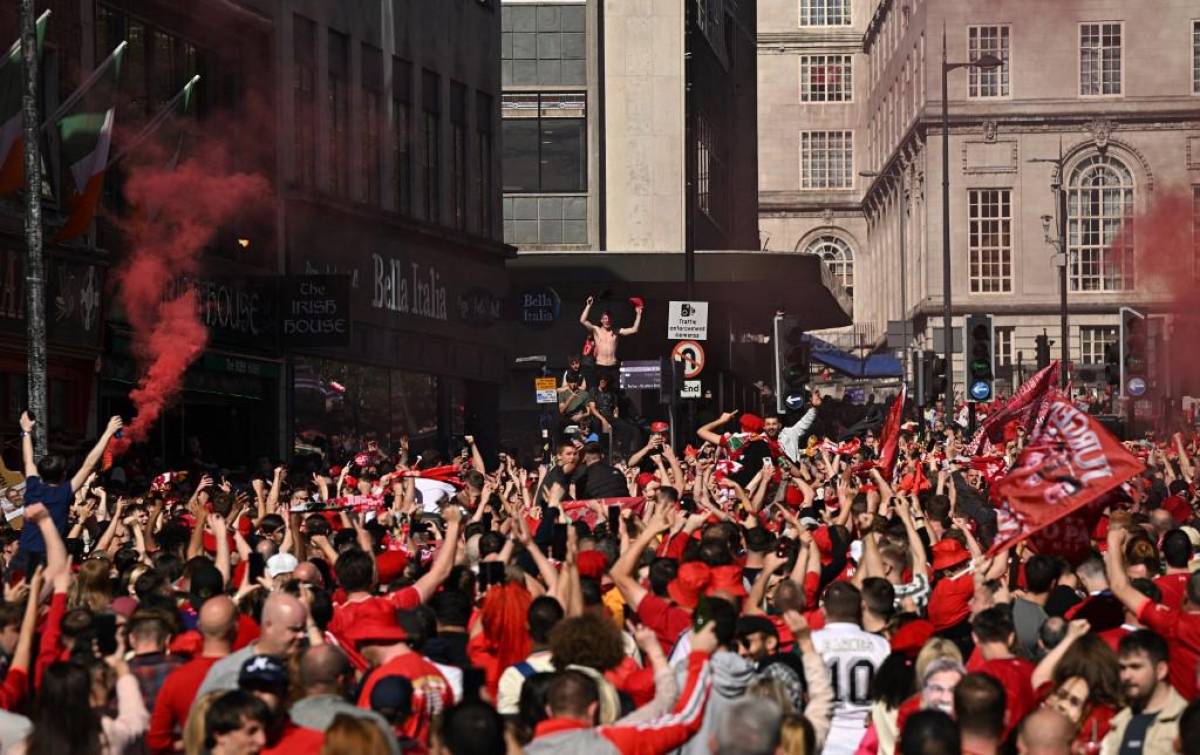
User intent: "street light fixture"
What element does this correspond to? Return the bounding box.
[940,29,1003,423]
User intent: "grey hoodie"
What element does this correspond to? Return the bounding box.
[671,650,756,755]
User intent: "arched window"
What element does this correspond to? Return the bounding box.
[804,235,854,296]
[1067,153,1133,291]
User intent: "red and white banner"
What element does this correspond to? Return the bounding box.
[988,398,1144,556]
[967,361,1060,455]
[877,385,907,480]
[560,496,648,527]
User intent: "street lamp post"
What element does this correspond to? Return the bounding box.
[940,27,1001,424]
[1032,140,1071,390]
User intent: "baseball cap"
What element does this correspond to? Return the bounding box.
[369,675,414,721]
[238,655,289,689]
[266,553,299,579]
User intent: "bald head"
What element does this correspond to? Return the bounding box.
[293,561,323,588]
[299,644,351,693]
[198,596,237,644]
[1018,708,1073,755]
[258,593,308,658]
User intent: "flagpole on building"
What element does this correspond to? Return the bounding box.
[20,0,47,455]
[40,40,126,133]
[0,9,48,73]
[107,75,199,167]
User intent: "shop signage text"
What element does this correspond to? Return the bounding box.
[519,288,560,327]
[371,254,448,321]
[281,275,352,347]
[458,288,502,326]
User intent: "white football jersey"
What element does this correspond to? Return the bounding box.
[812,621,890,755]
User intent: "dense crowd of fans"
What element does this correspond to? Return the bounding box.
[2,364,1200,755]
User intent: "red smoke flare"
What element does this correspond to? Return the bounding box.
[116,146,270,442]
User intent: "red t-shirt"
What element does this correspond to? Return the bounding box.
[1155,573,1190,611]
[1137,600,1200,699]
[357,651,453,745]
[262,723,325,755]
[327,587,423,640]
[927,573,973,631]
[979,656,1036,734]
[146,655,222,754]
[636,592,693,651]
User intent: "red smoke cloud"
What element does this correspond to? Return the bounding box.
[1109,187,1197,395]
[116,144,270,442]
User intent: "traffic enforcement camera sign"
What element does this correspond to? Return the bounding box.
[672,340,705,379]
[667,301,709,340]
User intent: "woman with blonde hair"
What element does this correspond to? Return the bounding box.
[321,713,391,755]
[69,557,113,613]
[183,691,223,755]
[779,713,816,755]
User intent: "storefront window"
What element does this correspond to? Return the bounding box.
[293,358,439,455]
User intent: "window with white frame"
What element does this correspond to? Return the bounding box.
[968,189,1013,293]
[1079,326,1118,365]
[804,236,854,296]
[1080,22,1122,96]
[994,326,1013,367]
[799,131,853,189]
[968,25,1010,97]
[800,55,852,102]
[1067,154,1134,291]
[799,0,850,26]
[1193,20,1199,94]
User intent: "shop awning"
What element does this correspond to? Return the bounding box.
[507,250,852,331]
[807,334,903,378]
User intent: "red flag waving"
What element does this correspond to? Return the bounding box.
[967,361,1060,455]
[988,398,1144,556]
[877,385,907,480]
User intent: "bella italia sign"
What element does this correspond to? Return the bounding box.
[371,253,448,321]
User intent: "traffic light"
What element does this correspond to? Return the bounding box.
[773,314,811,413]
[914,350,937,407]
[930,355,947,403]
[1103,342,1119,386]
[1120,307,1147,398]
[965,314,995,402]
[1035,333,1051,371]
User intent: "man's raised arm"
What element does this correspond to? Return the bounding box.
[579,295,598,332]
[71,416,123,492]
[697,410,737,446]
[619,304,643,336]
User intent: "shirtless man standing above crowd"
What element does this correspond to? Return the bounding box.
[579,295,642,385]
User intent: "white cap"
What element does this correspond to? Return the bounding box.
[266,552,299,578]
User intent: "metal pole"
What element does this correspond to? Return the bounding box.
[898,171,908,384]
[940,29,954,424]
[20,0,47,456]
[1057,142,1069,390]
[682,0,695,299]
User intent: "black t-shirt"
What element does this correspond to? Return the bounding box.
[1118,711,1158,755]
[579,461,628,499]
[536,464,584,506]
[731,439,771,487]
